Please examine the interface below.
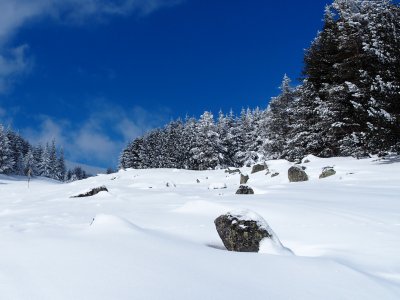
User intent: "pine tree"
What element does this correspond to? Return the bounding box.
[56,147,66,181]
[0,125,14,174]
[294,0,400,158]
[164,120,185,168]
[190,111,224,170]
[263,75,296,159]
[182,116,198,169]
[217,110,236,167]
[33,145,44,176]
[40,143,52,178]
[23,147,35,176]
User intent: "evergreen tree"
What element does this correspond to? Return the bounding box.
[182,116,198,169]
[0,125,14,174]
[217,110,236,167]
[40,143,52,178]
[164,120,186,168]
[190,112,224,170]
[263,75,297,159]
[56,147,66,181]
[295,0,400,158]
[33,145,44,176]
[23,147,35,176]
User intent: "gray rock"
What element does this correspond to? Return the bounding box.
[303,159,310,163]
[214,213,271,252]
[251,164,267,174]
[319,167,336,179]
[235,185,254,195]
[288,165,309,182]
[271,172,279,178]
[72,186,108,198]
[225,168,241,175]
[240,174,249,184]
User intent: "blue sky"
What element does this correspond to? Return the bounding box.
[0,0,330,168]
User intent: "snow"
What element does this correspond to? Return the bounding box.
[1,156,400,299]
[208,182,227,189]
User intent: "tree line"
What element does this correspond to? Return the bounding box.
[0,124,89,181]
[120,0,400,170]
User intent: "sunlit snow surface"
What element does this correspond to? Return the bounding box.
[1,155,400,299]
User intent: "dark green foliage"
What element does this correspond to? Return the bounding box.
[119,0,400,169]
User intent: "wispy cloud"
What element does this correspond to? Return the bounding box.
[0,0,182,92]
[22,102,170,167]
[0,45,31,93]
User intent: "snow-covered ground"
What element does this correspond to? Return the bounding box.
[0,155,400,299]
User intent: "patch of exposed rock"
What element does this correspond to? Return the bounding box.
[214,210,292,254]
[288,165,308,182]
[235,185,254,195]
[72,186,108,198]
[240,174,249,184]
[319,167,336,179]
[251,164,268,174]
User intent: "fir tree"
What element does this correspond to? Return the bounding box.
[56,147,66,181]
[0,125,14,174]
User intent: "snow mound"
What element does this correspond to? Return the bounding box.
[89,214,141,233]
[259,238,294,256]
[228,209,293,256]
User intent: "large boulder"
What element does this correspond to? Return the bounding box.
[72,186,108,198]
[235,185,254,195]
[240,174,249,184]
[288,165,308,182]
[319,167,336,179]
[214,210,290,253]
[251,164,268,174]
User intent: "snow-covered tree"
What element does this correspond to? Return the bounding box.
[190,112,224,170]
[0,125,14,174]
[263,75,296,159]
[23,147,35,175]
[56,147,66,181]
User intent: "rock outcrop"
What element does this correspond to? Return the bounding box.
[214,210,293,254]
[72,186,108,198]
[240,174,249,184]
[288,166,308,182]
[235,185,254,195]
[319,167,336,179]
[251,164,267,174]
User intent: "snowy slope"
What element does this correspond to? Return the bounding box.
[0,155,400,299]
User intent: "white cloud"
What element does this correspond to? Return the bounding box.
[22,116,69,146]
[0,0,182,92]
[48,0,182,21]
[22,103,170,167]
